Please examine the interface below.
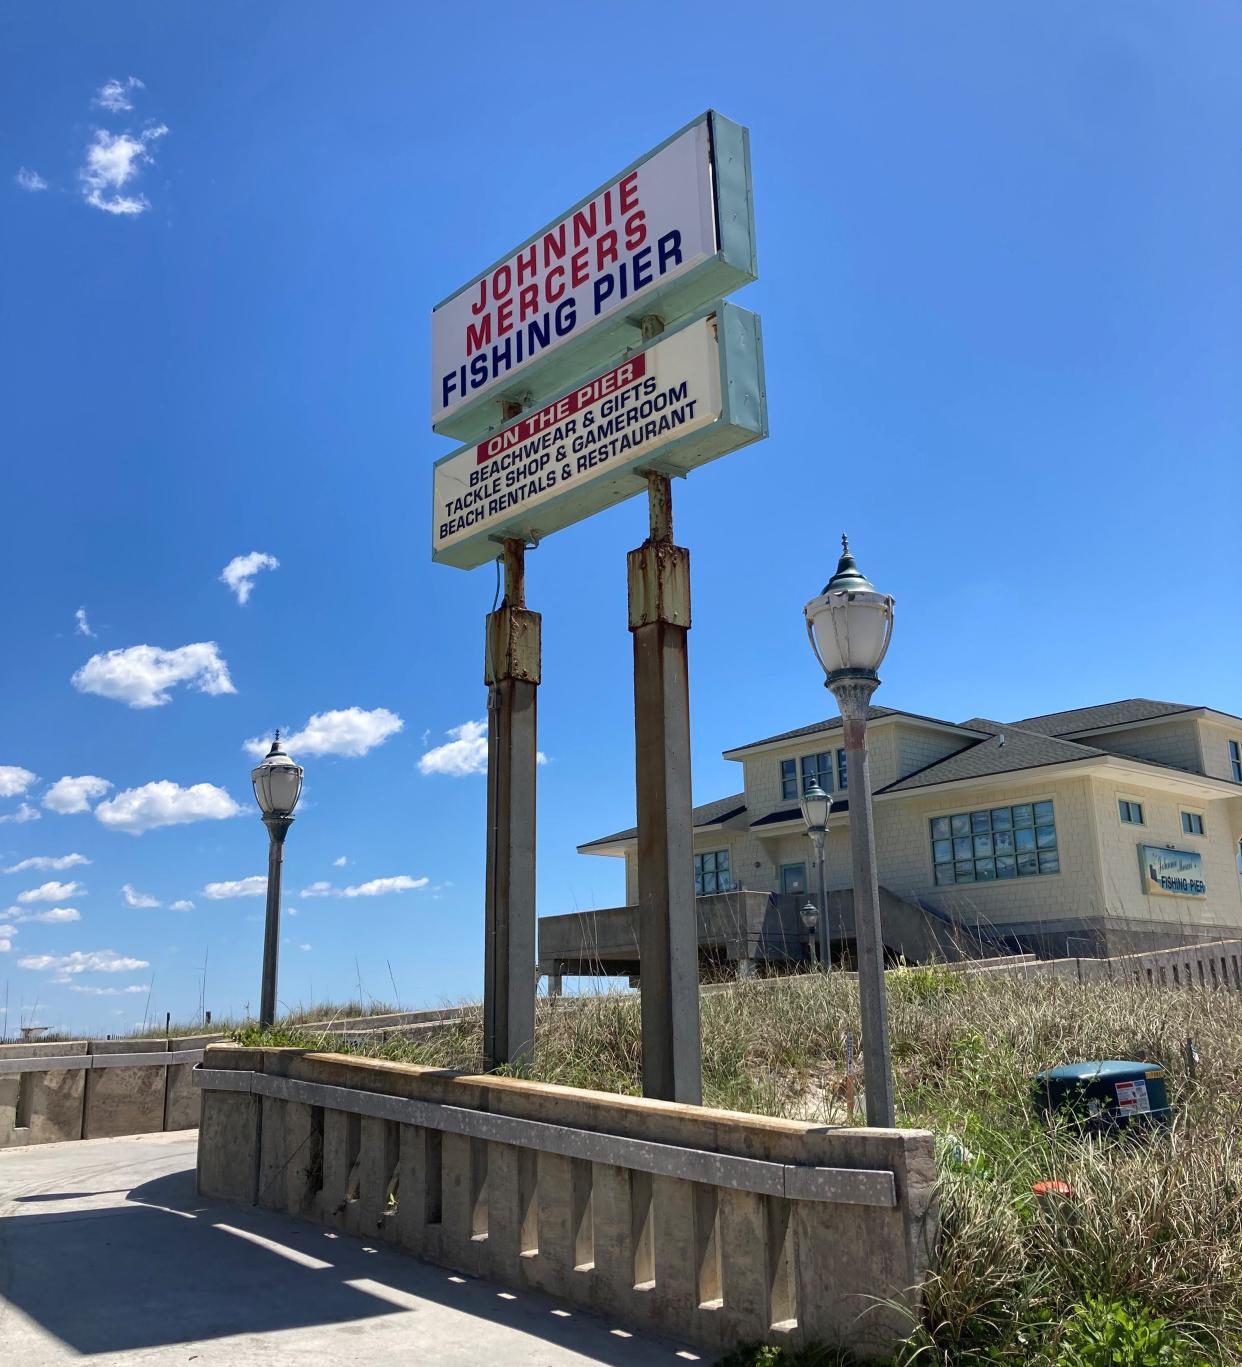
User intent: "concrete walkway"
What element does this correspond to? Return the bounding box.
[0,1132,703,1365]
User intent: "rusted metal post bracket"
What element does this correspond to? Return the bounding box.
[628,474,702,1105]
[483,535,540,1070]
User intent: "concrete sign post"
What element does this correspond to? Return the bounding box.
[629,451,702,1104]
[483,536,540,1067]
[431,112,765,1092]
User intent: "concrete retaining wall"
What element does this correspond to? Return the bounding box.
[0,1035,224,1148]
[196,1044,938,1360]
[975,937,1242,991]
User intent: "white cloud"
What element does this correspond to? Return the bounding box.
[299,943,311,951]
[75,606,95,638]
[169,899,195,913]
[18,948,149,982]
[94,77,144,112]
[418,719,487,776]
[342,875,428,898]
[69,983,147,996]
[0,766,38,798]
[333,856,347,868]
[0,802,40,825]
[299,881,333,898]
[72,642,235,709]
[15,167,48,192]
[286,906,298,916]
[17,881,86,904]
[243,707,403,760]
[80,124,167,216]
[0,937,10,953]
[202,876,265,899]
[43,775,112,814]
[4,853,90,874]
[121,883,160,909]
[220,551,279,605]
[7,907,81,925]
[94,781,243,835]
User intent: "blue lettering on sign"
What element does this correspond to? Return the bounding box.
[437,233,689,409]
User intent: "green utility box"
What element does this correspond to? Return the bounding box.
[1033,1060,1172,1131]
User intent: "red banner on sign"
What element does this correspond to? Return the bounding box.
[475,352,648,465]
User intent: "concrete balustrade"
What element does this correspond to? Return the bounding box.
[0,1035,224,1148]
[195,1044,938,1359]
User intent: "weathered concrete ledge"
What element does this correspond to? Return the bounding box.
[195,1043,938,1359]
[0,1034,224,1147]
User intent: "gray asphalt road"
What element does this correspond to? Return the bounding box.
[0,1131,703,1365]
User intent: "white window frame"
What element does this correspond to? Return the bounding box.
[1180,809,1206,838]
[1118,797,1146,826]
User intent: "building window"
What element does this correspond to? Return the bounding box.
[779,862,807,895]
[1181,811,1205,836]
[780,758,797,802]
[1119,799,1144,825]
[930,801,1058,885]
[1231,740,1242,783]
[800,751,834,795]
[694,850,731,896]
[837,748,848,791]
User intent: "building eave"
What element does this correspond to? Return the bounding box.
[721,713,986,763]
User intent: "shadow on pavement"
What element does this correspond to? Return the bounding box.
[0,1164,696,1363]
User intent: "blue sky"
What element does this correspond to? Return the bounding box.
[1,4,1238,1035]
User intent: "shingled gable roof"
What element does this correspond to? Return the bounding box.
[728,706,983,753]
[1007,698,1198,736]
[878,723,1107,794]
[576,792,747,852]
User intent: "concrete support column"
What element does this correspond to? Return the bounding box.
[629,470,702,1105]
[484,538,540,1070]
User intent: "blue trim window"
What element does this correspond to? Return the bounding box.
[780,758,797,801]
[931,801,1058,885]
[1119,800,1144,825]
[1181,811,1205,836]
[694,849,731,896]
[1231,740,1242,783]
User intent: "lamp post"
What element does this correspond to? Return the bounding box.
[799,901,819,967]
[251,732,304,1030]
[799,780,832,970]
[804,536,896,1127]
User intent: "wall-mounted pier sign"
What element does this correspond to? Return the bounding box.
[431,111,756,442]
[432,303,766,569]
[1138,844,1206,899]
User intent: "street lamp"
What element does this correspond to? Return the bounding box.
[251,731,303,1030]
[804,535,896,1127]
[799,780,832,970]
[799,901,819,967]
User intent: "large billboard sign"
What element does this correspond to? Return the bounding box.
[432,304,765,569]
[1138,844,1206,899]
[431,111,756,442]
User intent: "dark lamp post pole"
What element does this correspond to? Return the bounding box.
[251,733,304,1032]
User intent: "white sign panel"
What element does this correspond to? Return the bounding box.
[432,122,717,431]
[433,316,722,564]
